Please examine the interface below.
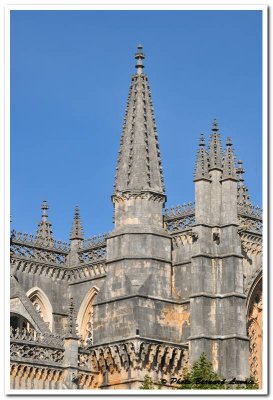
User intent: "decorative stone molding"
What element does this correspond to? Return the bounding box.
[112,191,165,204]
[10,363,65,389]
[11,257,106,283]
[78,340,188,377]
[240,233,263,256]
[172,232,197,247]
[247,280,262,388]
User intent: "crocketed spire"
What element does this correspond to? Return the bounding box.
[237,160,250,204]
[222,137,237,180]
[70,206,84,240]
[194,133,210,181]
[36,201,54,242]
[208,119,223,171]
[113,45,165,196]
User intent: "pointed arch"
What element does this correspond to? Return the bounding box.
[77,287,99,345]
[26,287,53,331]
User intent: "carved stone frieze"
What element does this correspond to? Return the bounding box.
[240,232,262,256]
[79,340,188,377]
[112,191,165,204]
[11,257,106,283]
[172,231,197,247]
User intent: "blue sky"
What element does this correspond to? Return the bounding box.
[11,10,263,241]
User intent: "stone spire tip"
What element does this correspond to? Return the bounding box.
[41,200,48,220]
[70,205,84,240]
[212,118,219,132]
[199,133,205,146]
[135,44,145,75]
[226,136,232,146]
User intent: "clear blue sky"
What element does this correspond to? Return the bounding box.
[11,10,262,241]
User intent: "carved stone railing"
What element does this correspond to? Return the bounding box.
[238,204,263,235]
[10,327,64,366]
[164,202,195,233]
[163,202,263,235]
[10,327,64,348]
[11,230,69,252]
[80,233,108,250]
[10,243,67,265]
[238,204,262,219]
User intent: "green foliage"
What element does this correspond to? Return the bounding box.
[139,375,162,390]
[140,375,154,389]
[179,353,258,390]
[139,354,259,390]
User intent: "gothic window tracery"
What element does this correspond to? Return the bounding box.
[77,288,98,346]
[247,278,262,388]
[27,287,53,331]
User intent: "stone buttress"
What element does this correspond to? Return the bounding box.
[189,123,250,380]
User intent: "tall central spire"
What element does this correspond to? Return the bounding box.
[113,45,165,197]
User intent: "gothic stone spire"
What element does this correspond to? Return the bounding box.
[237,159,250,204]
[194,133,210,181]
[70,206,84,240]
[208,119,223,171]
[222,137,237,180]
[113,45,165,196]
[36,201,54,242]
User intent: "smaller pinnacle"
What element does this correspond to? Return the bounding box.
[66,297,78,337]
[194,133,210,181]
[36,200,54,241]
[135,44,145,75]
[208,119,222,170]
[70,206,84,240]
[226,137,232,146]
[222,137,237,180]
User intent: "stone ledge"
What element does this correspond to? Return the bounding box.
[94,293,190,307]
[189,334,249,341]
[190,292,247,299]
[106,255,171,264]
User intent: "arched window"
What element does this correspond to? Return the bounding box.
[247,277,262,388]
[10,312,34,331]
[26,287,53,331]
[77,287,98,346]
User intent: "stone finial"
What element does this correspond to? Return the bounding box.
[208,118,223,171]
[237,160,250,204]
[135,44,145,75]
[222,137,237,180]
[70,206,84,241]
[113,44,165,198]
[194,134,210,181]
[36,201,54,242]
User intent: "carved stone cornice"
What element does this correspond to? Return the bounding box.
[172,231,197,247]
[112,190,166,204]
[240,232,263,256]
[79,339,188,376]
[11,257,106,283]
